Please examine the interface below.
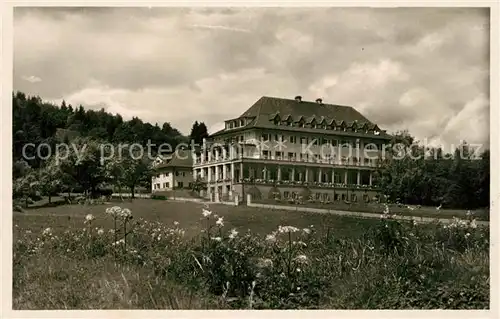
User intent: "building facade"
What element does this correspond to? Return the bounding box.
[192,96,392,203]
[152,150,194,192]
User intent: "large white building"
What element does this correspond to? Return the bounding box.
[192,96,392,203]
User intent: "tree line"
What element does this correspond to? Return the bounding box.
[374,131,489,210]
[12,91,209,206]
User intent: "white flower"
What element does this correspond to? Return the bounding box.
[85,214,95,222]
[265,233,277,243]
[470,219,477,229]
[216,217,224,227]
[112,239,125,246]
[229,228,238,239]
[42,228,52,236]
[173,221,179,226]
[211,236,222,242]
[97,228,104,235]
[119,208,132,219]
[257,258,273,268]
[278,225,299,233]
[202,209,212,217]
[295,255,308,263]
[465,232,471,238]
[106,206,122,216]
[302,228,311,235]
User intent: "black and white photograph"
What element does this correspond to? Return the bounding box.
[4,3,497,313]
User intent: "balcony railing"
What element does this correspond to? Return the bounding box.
[202,176,378,190]
[194,155,379,168]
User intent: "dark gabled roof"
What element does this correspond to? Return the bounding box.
[155,149,193,170]
[211,96,391,139]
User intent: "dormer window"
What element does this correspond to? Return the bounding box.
[240,119,244,126]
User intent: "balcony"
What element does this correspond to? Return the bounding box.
[194,154,380,168]
[239,178,378,190]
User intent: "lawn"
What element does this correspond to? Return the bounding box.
[13,199,490,310]
[253,198,489,221]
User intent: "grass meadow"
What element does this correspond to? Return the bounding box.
[13,199,490,309]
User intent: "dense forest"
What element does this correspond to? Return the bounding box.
[12,91,209,168]
[374,131,489,209]
[11,91,489,210]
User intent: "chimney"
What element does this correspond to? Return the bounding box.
[294,95,302,102]
[316,98,323,104]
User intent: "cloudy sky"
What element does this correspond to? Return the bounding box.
[14,7,490,149]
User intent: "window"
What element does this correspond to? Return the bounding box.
[182,172,186,177]
[262,150,269,159]
[156,183,160,189]
[351,194,357,202]
[164,182,170,188]
[290,136,297,144]
[334,193,340,201]
[178,182,184,188]
[288,152,295,160]
[275,151,282,159]
[175,171,179,176]
[341,194,347,201]
[262,134,270,141]
[284,191,290,198]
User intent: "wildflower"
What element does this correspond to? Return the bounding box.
[302,228,311,235]
[119,208,132,219]
[265,233,277,244]
[229,228,238,239]
[112,239,125,246]
[202,208,212,217]
[296,268,301,272]
[216,217,224,227]
[470,219,477,229]
[211,236,222,242]
[42,228,52,236]
[173,221,179,226]
[257,258,273,268]
[465,232,471,238]
[85,214,95,222]
[106,206,122,216]
[97,228,104,235]
[295,255,308,264]
[278,225,299,233]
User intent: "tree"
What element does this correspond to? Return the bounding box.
[57,137,108,198]
[191,176,207,194]
[189,121,209,145]
[13,171,39,208]
[37,158,63,204]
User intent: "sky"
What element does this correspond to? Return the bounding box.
[13,7,490,150]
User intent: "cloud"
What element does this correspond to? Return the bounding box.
[189,24,251,33]
[21,75,42,83]
[13,7,489,148]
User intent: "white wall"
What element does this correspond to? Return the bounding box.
[151,168,193,192]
